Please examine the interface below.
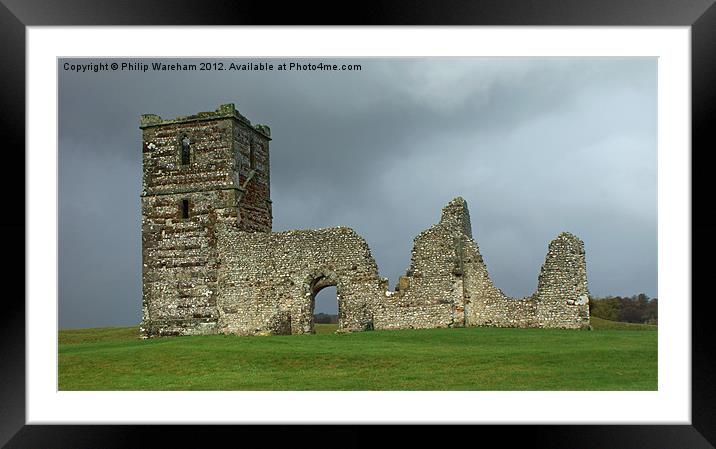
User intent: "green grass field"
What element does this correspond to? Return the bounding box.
[58,318,657,391]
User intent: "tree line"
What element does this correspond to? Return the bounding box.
[589,293,657,324]
[314,313,339,324]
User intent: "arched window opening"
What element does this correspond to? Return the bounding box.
[181,199,189,219]
[249,142,256,169]
[181,135,191,165]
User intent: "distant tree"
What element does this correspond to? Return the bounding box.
[619,296,643,323]
[314,313,339,324]
[644,298,658,324]
[590,296,620,321]
[589,293,657,324]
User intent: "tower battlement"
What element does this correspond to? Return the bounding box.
[140,103,271,138]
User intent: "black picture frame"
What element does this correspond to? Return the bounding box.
[3,0,713,447]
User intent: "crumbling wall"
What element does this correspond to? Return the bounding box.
[215,225,386,335]
[377,197,590,331]
[533,232,590,328]
[373,198,470,330]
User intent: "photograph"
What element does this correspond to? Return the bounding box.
[58,56,658,391]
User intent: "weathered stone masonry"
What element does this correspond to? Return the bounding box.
[215,226,385,335]
[374,198,590,331]
[140,104,271,337]
[140,104,589,337]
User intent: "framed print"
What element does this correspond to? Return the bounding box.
[4,0,715,447]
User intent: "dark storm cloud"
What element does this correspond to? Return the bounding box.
[58,57,657,326]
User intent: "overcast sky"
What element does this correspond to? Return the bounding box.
[58,57,657,328]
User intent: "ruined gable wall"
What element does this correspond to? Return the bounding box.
[216,225,386,335]
[373,198,472,330]
[373,225,463,330]
[438,198,537,328]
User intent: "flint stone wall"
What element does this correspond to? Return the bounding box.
[215,225,386,335]
[375,198,590,331]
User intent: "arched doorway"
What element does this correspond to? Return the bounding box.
[297,267,375,335]
[313,285,339,333]
[308,273,340,334]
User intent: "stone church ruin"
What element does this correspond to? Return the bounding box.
[139,104,590,338]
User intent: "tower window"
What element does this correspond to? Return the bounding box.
[181,199,189,219]
[250,143,256,169]
[181,136,191,165]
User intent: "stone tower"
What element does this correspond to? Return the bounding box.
[139,103,272,337]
